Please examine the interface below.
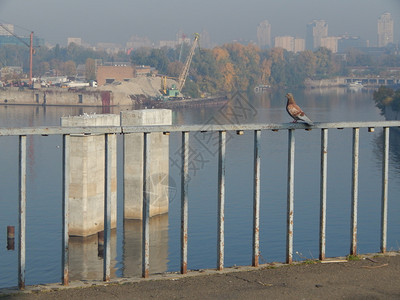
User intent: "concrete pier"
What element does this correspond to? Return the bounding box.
[61,114,119,237]
[121,109,172,219]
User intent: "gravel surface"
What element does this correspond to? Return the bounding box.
[2,253,400,300]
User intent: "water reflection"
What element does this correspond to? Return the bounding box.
[69,229,117,281]
[123,214,169,277]
[68,214,169,281]
[373,128,400,175]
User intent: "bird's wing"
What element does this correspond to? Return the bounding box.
[297,113,314,125]
[287,103,304,119]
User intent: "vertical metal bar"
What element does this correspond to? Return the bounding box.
[381,127,389,253]
[319,129,328,260]
[217,131,226,271]
[18,135,26,290]
[252,130,261,267]
[181,131,189,274]
[350,128,359,255]
[61,134,70,285]
[142,132,150,278]
[103,134,112,281]
[286,129,295,264]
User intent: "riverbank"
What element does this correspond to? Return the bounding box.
[2,252,399,299]
[0,77,227,108]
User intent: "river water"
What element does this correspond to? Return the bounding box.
[0,87,400,288]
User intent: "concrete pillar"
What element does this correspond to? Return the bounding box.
[121,109,172,219]
[61,114,119,236]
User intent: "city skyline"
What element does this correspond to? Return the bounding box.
[0,0,399,48]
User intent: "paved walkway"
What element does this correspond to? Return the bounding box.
[2,252,400,299]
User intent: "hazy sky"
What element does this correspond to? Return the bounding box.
[0,0,399,47]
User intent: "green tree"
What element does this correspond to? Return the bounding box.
[166,61,183,78]
[373,86,394,113]
[314,47,338,78]
[297,50,316,78]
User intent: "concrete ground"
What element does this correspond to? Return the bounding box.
[1,252,400,300]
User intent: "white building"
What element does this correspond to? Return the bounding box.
[378,12,394,47]
[274,36,305,53]
[257,20,271,49]
[306,20,328,50]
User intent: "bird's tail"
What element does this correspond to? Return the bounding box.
[303,116,314,126]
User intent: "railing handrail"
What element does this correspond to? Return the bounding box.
[1,120,397,289]
[1,120,400,136]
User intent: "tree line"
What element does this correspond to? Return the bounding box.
[373,86,400,115]
[1,41,399,97]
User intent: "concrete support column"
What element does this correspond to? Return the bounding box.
[61,114,119,237]
[121,109,172,219]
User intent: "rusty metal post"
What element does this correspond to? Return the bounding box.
[103,133,112,281]
[181,131,189,274]
[7,226,15,250]
[350,128,359,256]
[319,129,328,260]
[18,135,26,290]
[381,127,389,253]
[142,132,150,278]
[252,130,261,267]
[217,131,226,271]
[61,134,70,285]
[286,129,295,264]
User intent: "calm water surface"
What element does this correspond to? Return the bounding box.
[0,87,400,288]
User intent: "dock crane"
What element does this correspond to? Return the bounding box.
[160,33,199,99]
[0,24,34,85]
[177,32,199,92]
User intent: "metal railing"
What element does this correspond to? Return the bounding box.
[1,120,399,289]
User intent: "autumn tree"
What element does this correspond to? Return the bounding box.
[85,58,96,81]
[222,43,261,92]
[212,47,235,91]
[259,58,272,85]
[268,47,287,86]
[63,60,77,77]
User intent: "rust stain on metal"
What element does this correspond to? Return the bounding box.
[181,262,187,274]
[7,226,15,238]
[63,271,69,286]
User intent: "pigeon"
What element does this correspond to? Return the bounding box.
[285,93,314,125]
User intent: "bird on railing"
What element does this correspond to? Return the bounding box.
[285,93,314,125]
